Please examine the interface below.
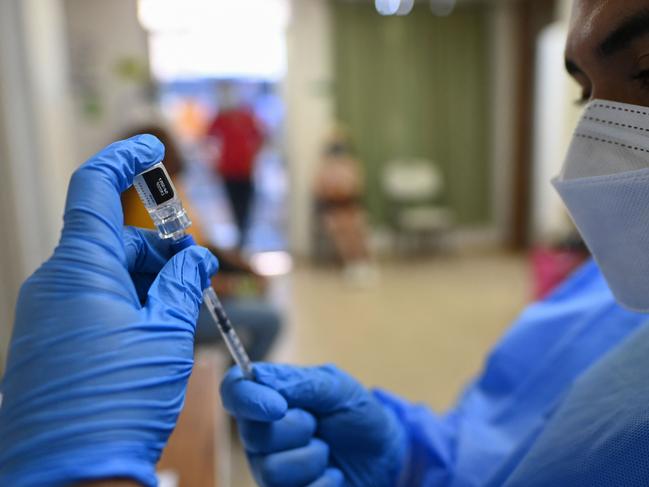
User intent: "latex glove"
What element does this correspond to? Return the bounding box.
[0,135,218,487]
[220,364,406,487]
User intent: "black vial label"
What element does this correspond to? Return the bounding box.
[142,167,174,205]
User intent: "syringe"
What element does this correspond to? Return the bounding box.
[133,162,255,380]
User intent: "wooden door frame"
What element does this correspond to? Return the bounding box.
[510,0,558,249]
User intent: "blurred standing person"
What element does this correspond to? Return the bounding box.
[314,128,375,283]
[206,82,265,248]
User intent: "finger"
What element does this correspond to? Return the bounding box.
[145,246,218,325]
[123,227,174,305]
[62,135,164,250]
[220,366,287,422]
[252,438,329,487]
[305,468,345,487]
[122,226,175,275]
[130,272,157,306]
[124,228,220,305]
[253,363,361,415]
[239,408,316,454]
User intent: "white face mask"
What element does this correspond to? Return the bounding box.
[554,99,649,312]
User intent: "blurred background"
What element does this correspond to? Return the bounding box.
[0,0,588,485]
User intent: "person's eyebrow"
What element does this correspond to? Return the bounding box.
[599,10,649,57]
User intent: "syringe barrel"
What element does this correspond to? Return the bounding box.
[133,162,191,240]
[204,287,255,380]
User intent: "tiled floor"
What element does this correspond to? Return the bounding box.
[230,250,530,486]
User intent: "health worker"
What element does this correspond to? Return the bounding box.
[221,2,649,486]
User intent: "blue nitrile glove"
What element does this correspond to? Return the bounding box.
[0,135,218,487]
[220,364,407,487]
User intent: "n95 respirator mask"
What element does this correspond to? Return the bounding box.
[554,99,649,312]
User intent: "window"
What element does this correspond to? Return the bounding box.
[138,0,290,81]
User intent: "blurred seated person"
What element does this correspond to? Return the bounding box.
[121,124,281,361]
[314,129,375,282]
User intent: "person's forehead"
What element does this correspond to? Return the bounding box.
[566,0,648,57]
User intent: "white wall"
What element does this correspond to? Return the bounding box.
[0,0,75,371]
[529,1,582,242]
[285,0,335,256]
[530,23,577,241]
[64,0,151,161]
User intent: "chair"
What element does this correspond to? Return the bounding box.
[382,158,453,255]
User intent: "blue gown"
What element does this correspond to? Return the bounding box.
[375,259,649,486]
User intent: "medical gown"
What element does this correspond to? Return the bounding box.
[376,260,649,486]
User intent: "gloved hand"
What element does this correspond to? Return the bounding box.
[220,363,406,487]
[0,135,218,487]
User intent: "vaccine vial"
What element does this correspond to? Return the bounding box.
[133,162,191,240]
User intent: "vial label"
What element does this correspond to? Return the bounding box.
[140,167,175,205]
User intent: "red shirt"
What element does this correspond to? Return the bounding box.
[207,108,264,180]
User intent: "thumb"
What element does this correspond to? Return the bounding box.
[220,366,288,422]
[146,246,218,325]
[253,363,365,415]
[62,135,164,247]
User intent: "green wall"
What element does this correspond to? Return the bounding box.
[333,2,492,225]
